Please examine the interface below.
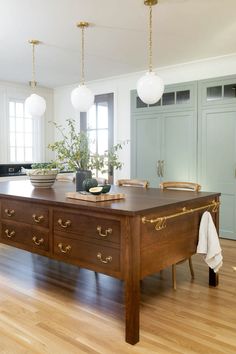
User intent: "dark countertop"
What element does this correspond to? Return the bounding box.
[0,180,221,216]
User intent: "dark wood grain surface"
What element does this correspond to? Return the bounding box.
[0,180,220,215]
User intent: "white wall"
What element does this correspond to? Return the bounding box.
[54,53,236,180]
[0,81,54,163]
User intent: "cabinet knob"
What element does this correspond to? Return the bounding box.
[96,226,112,238]
[5,229,15,238]
[32,236,44,246]
[97,252,112,264]
[32,214,44,223]
[4,209,15,217]
[58,243,71,254]
[57,219,71,228]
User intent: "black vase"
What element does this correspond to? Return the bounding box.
[75,170,92,191]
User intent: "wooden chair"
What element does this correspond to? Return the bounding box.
[159,181,201,290]
[117,179,149,188]
[160,181,201,192]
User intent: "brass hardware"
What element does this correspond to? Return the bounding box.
[142,200,220,231]
[28,39,40,45]
[4,208,15,217]
[58,243,71,254]
[32,236,44,246]
[5,229,15,238]
[157,160,161,177]
[76,21,89,28]
[32,214,44,223]
[144,0,158,5]
[97,252,112,264]
[96,226,112,238]
[57,218,71,228]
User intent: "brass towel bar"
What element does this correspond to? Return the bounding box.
[142,200,220,231]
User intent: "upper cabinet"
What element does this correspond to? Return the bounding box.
[199,75,236,108]
[131,82,197,115]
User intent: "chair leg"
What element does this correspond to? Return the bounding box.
[172,264,176,290]
[188,257,194,279]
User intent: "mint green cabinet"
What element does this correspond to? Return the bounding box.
[198,76,236,240]
[131,75,236,240]
[131,82,197,187]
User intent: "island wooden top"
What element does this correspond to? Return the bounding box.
[0,180,220,216]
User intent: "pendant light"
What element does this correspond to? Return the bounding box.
[25,40,46,117]
[71,22,94,112]
[137,0,164,105]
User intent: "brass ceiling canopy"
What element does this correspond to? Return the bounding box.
[28,39,40,45]
[144,0,158,6]
[76,21,89,29]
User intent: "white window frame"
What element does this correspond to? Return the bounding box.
[7,97,44,163]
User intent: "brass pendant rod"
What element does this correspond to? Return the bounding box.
[28,39,40,89]
[81,25,85,85]
[149,5,153,72]
[76,22,89,86]
[32,42,36,88]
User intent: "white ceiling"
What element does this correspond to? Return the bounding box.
[0,0,236,88]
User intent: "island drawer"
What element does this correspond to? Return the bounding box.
[53,210,120,244]
[1,199,49,228]
[1,222,49,251]
[53,235,120,272]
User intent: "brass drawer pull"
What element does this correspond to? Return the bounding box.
[96,226,112,238]
[32,214,44,223]
[97,252,112,264]
[58,218,71,228]
[4,209,15,217]
[58,243,71,253]
[32,236,44,246]
[5,229,15,238]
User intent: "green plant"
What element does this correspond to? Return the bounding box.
[48,119,126,174]
[31,162,59,170]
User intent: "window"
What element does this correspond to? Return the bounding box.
[8,100,42,163]
[80,93,114,183]
[206,86,222,101]
[135,89,190,108]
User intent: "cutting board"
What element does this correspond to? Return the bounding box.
[66,191,126,202]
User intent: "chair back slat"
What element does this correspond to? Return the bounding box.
[160,181,201,192]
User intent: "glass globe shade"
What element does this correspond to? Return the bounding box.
[71,84,94,112]
[25,93,46,117]
[137,71,164,105]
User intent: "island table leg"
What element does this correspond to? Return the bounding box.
[124,216,141,345]
[209,268,219,286]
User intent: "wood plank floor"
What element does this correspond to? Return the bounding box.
[0,239,235,354]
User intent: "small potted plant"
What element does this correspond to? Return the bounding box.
[27,162,59,188]
[48,119,125,191]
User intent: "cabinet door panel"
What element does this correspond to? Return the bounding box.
[199,108,236,239]
[134,115,161,187]
[162,111,197,182]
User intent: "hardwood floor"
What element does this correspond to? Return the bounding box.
[0,239,235,354]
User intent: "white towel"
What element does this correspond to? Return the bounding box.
[197,211,223,272]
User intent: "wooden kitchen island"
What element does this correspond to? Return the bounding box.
[0,180,220,345]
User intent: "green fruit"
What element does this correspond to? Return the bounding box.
[82,178,98,192]
[89,186,103,195]
[100,184,111,193]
